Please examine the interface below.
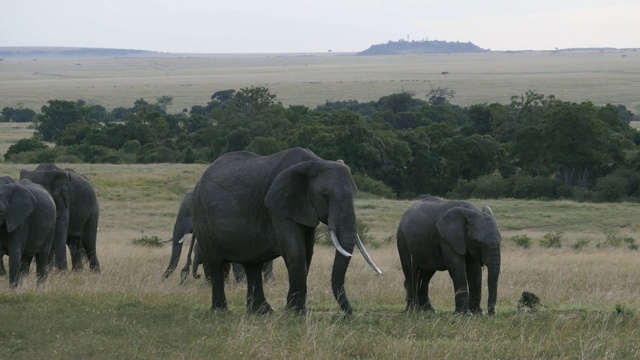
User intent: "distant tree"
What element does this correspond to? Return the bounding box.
[36,100,87,142]
[426,85,455,105]
[1,105,36,123]
[231,86,277,116]
[4,138,48,161]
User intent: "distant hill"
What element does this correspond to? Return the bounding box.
[357,40,489,55]
[0,47,160,59]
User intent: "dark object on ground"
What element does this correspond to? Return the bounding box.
[517,291,545,311]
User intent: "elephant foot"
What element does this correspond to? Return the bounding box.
[248,302,274,315]
[470,307,485,316]
[453,309,474,317]
[405,303,436,313]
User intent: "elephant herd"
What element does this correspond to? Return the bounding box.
[1,147,502,316]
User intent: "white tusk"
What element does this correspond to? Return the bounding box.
[178,233,190,244]
[330,230,352,258]
[357,234,382,274]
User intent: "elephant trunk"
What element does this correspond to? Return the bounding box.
[330,233,356,316]
[486,244,501,315]
[163,233,188,278]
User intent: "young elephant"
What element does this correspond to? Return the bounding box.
[0,179,57,287]
[163,190,275,283]
[397,196,501,315]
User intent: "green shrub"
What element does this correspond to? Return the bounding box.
[510,234,532,249]
[570,238,591,250]
[511,175,562,199]
[596,230,637,249]
[471,175,512,199]
[594,172,629,202]
[540,231,563,248]
[131,236,164,247]
[352,173,396,199]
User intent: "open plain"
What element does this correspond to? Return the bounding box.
[1,50,640,358]
[0,162,639,359]
[1,49,640,113]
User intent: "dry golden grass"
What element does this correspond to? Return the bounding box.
[1,163,640,359]
[1,50,639,114]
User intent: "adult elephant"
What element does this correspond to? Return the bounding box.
[20,164,100,272]
[192,147,381,315]
[163,190,274,283]
[396,196,501,315]
[0,179,57,287]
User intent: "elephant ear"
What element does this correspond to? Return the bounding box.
[7,184,37,233]
[436,207,474,256]
[265,161,319,228]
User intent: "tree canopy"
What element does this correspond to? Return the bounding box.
[4,87,640,201]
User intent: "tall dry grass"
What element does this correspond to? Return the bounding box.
[1,163,640,359]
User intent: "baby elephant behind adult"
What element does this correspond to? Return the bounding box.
[397,196,501,315]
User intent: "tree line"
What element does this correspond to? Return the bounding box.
[3,86,639,201]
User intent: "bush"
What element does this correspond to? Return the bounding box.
[511,175,562,199]
[571,238,591,251]
[4,138,48,161]
[471,175,512,199]
[540,231,563,248]
[596,230,636,249]
[510,234,532,249]
[352,173,396,199]
[131,236,164,247]
[594,172,630,202]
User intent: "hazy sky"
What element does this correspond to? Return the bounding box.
[1,0,638,53]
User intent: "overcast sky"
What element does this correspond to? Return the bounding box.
[1,0,638,53]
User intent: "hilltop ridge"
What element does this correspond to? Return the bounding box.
[357,39,489,55]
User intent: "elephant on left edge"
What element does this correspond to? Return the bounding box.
[0,179,57,287]
[20,164,100,273]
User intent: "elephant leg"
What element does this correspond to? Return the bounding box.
[232,262,245,283]
[397,232,422,311]
[448,265,470,315]
[244,263,273,314]
[8,239,24,287]
[68,237,84,271]
[35,251,50,285]
[82,215,100,273]
[466,259,483,315]
[192,246,202,279]
[416,269,436,312]
[209,261,228,311]
[283,253,308,314]
[19,255,33,277]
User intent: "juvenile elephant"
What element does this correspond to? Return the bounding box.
[20,164,100,272]
[0,179,57,287]
[192,147,381,315]
[162,190,274,283]
[397,196,501,315]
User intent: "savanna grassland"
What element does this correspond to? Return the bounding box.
[1,51,640,359]
[1,50,640,114]
[0,160,639,359]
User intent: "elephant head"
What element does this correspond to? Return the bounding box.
[436,205,501,315]
[265,159,381,313]
[0,182,37,233]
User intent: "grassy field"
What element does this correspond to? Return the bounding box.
[1,50,639,114]
[1,162,639,359]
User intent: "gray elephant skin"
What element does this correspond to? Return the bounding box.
[396,196,501,315]
[20,164,100,272]
[162,190,274,283]
[0,179,57,287]
[192,147,381,315]
[0,175,15,276]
